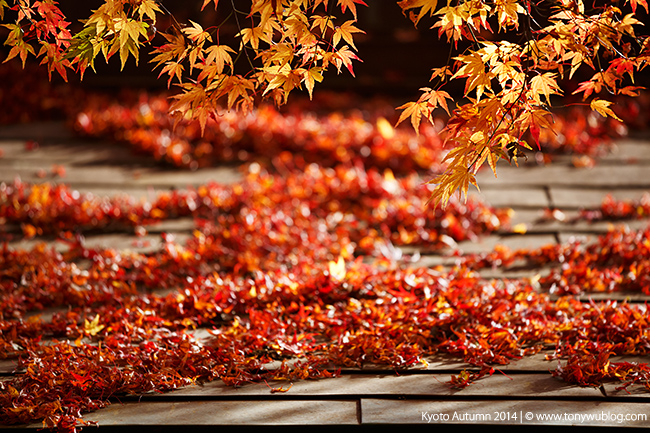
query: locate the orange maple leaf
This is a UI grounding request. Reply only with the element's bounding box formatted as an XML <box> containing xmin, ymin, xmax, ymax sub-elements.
<box><xmin>590</xmin><ymin>99</ymin><xmax>622</xmax><ymax>122</ymax></box>
<box><xmin>397</xmin><ymin>0</ymin><xmax>439</xmax><ymax>27</ymax></box>
<box><xmin>337</xmin><ymin>0</ymin><xmax>367</xmax><ymax>20</ymax></box>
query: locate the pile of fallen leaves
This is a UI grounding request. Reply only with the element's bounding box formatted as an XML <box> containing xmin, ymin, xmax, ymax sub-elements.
<box><xmin>3</xmin><ymin>221</ymin><xmax>650</xmax><ymax>430</ymax></box>
<box><xmin>0</xmin><ymin>161</ymin><xmax>510</xmax><ymax>248</ymax></box>
<box><xmin>71</xmin><ymin>91</ymin><xmax>633</xmax><ymax>172</ymax></box>
<box><xmin>73</xmin><ymin>91</ymin><xmax>448</xmax><ymax>174</ymax></box>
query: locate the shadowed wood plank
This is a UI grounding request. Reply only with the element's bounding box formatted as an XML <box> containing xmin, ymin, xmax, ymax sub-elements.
<box><xmin>0</xmin><ymin>359</ymin><xmax>17</xmax><ymax>375</ymax></box>
<box><xmin>71</xmin><ymin>400</ymin><xmax>358</xmax><ymax>426</ymax></box>
<box><xmin>161</xmin><ymin>372</ymin><xmax>645</xmax><ymax>399</ymax></box>
<box><xmin>0</xmin><ymin>165</ymin><xmax>243</xmax><ymax>187</ymax></box>
<box><xmin>477</xmin><ymin>164</ymin><xmax>650</xmax><ymax>188</ymax></box>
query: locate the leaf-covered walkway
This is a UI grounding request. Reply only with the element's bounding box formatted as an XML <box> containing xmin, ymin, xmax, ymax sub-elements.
<box><xmin>2</xmin><ymin>121</ymin><xmax>650</xmax><ymax>430</ymax></box>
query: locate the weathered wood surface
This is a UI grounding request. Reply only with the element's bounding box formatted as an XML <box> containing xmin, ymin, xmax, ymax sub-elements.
<box><xmin>2</xmin><ymin>122</ymin><xmax>650</xmax><ymax>430</ymax></box>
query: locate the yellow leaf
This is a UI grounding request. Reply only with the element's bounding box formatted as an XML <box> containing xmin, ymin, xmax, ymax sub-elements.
<box><xmin>529</xmin><ymin>72</ymin><xmax>562</xmax><ymax>104</ymax></box>
<box><xmin>158</xmin><ymin>61</ymin><xmax>184</xmax><ymax>87</ymax></box>
<box><xmin>329</xmin><ymin>256</ymin><xmax>346</xmax><ymax>281</ymax></box>
<box><xmin>395</xmin><ymin>101</ymin><xmax>431</xmax><ymax>134</ymax></box>
<box><xmin>376</xmin><ymin>117</ymin><xmax>395</xmax><ymax>139</ymax></box>
<box><xmin>453</xmin><ymin>52</ymin><xmax>492</xmax><ymax>100</ymax></box>
<box><xmin>311</xmin><ymin>15</ymin><xmax>336</xmax><ymax>34</ymax></box>
<box><xmin>138</xmin><ymin>0</ymin><xmax>162</xmax><ymax>22</ymax></box>
<box><xmin>238</xmin><ymin>26</ymin><xmax>264</xmax><ymax>50</ymax></box>
<box><xmin>182</xmin><ymin>20</ymin><xmax>211</xmax><ymax>44</ymax></box>
<box><xmin>303</xmin><ymin>67</ymin><xmax>323</xmax><ymax>100</ymax></box>
<box><xmin>332</xmin><ymin>20</ymin><xmax>364</xmax><ymax>50</ymax></box>
<box><xmin>420</xmin><ymin>87</ymin><xmax>453</xmax><ymax>115</ymax></box>
<box><xmin>203</xmin><ymin>44</ymin><xmax>235</xmax><ymax>74</ymax></box>
<box><xmin>512</xmin><ymin>223</ymin><xmax>527</xmax><ymax>234</ymax></box>
<box><xmin>590</xmin><ymin>99</ymin><xmax>622</xmax><ymax>122</ymax></box>
<box><xmin>84</xmin><ymin>315</ymin><xmax>105</xmax><ymax>336</ymax></box>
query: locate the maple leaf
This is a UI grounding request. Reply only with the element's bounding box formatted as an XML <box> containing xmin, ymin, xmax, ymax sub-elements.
<box><xmin>203</xmin><ymin>44</ymin><xmax>235</xmax><ymax>74</ymax></box>
<box><xmin>396</xmin><ymin>87</ymin><xmax>451</xmax><ymax>133</ymax></box>
<box><xmin>261</xmin><ymin>43</ymin><xmax>295</xmax><ymax>69</ymax></box>
<box><xmin>494</xmin><ymin>0</ymin><xmax>525</xmax><ymax>31</ymax></box>
<box><xmin>432</xmin><ymin>5</ymin><xmax>467</xmax><ymax>43</ymax></box>
<box><xmin>303</xmin><ymin>67</ymin><xmax>324</xmax><ymax>99</ymax></box>
<box><xmin>311</xmin><ymin>14</ymin><xmax>336</xmax><ymax>34</ymax></box>
<box><xmin>609</xmin><ymin>57</ymin><xmax>636</xmax><ymax>82</ymax></box>
<box><xmin>170</xmin><ymin>83</ymin><xmax>214</xmax><ymax>133</ymax></box>
<box><xmin>37</xmin><ymin>42</ymin><xmax>71</xmax><ymax>81</ymax></box>
<box><xmin>332</xmin><ymin>45</ymin><xmax>361</xmax><ymax>76</ymax></box>
<box><xmin>475</xmin><ymin>96</ymin><xmax>505</xmax><ymax>126</ymax></box>
<box><xmin>70</xmin><ymin>373</ymin><xmax>94</xmax><ymax>392</ymax></box>
<box><xmin>617</xmin><ymin>85</ymin><xmax>644</xmax><ymax>97</ymax></box>
<box><xmin>332</xmin><ymin>20</ymin><xmax>364</xmax><ymax>50</ymax></box>
<box><xmin>2</xmin><ymin>23</ymin><xmax>36</xmax><ymax>67</ymax></box>
<box><xmin>590</xmin><ymin>99</ymin><xmax>622</xmax><ymax>122</ymax></box>
<box><xmin>398</xmin><ymin>0</ymin><xmax>439</xmax><ymax>27</ymax></box>
<box><xmin>182</xmin><ymin>20</ymin><xmax>212</xmax><ymax>45</ymax></box>
<box><xmin>430</xmin><ymin>65</ymin><xmax>453</xmax><ymax>82</ymax></box>
<box><xmin>421</xmin><ymin>88</ymin><xmax>453</xmax><ymax>115</ymax></box>
<box><xmin>337</xmin><ymin>0</ymin><xmax>367</xmax><ymax>20</ymax></box>
<box><xmin>262</xmin><ymin>64</ymin><xmax>303</xmax><ymax>103</ymax></box>
<box><xmin>616</xmin><ymin>12</ymin><xmax>643</xmax><ymax>38</ymax></box>
<box><xmin>453</xmin><ymin>52</ymin><xmax>493</xmax><ymax>100</ymax></box>
<box><xmin>428</xmin><ymin>164</ymin><xmax>479</xmax><ymax>207</ymax></box>
<box><xmin>529</xmin><ymin>72</ymin><xmax>562</xmax><ymax>104</ymax></box>
<box><xmin>564</xmin><ymin>51</ymin><xmax>586</xmax><ymax>79</ymax></box>
<box><xmin>83</xmin><ymin>314</ymin><xmax>105</xmax><ymax>336</ymax></box>
<box><xmin>517</xmin><ymin>108</ymin><xmax>554</xmax><ymax>149</ymax></box>
<box><xmin>158</xmin><ymin>60</ymin><xmax>184</xmax><ymax>87</ymax></box>
<box><xmin>201</xmin><ymin>0</ymin><xmax>219</xmax><ymax>10</ymax></box>
<box><xmin>628</xmin><ymin>0</ymin><xmax>649</xmax><ymax>13</ymax></box>
<box><xmin>224</xmin><ymin>75</ymin><xmax>255</xmax><ymax>111</ymax></box>
<box><xmin>395</xmin><ymin>101</ymin><xmax>430</xmax><ymax>133</ymax></box>
<box><xmin>150</xmin><ymin>30</ymin><xmax>187</xmax><ymax>67</ymax></box>
<box><xmin>138</xmin><ymin>0</ymin><xmax>162</xmax><ymax>22</ymax></box>
<box><xmin>3</xmin><ymin>40</ymin><xmax>36</xmax><ymax>68</ymax></box>
<box><xmin>238</xmin><ymin>26</ymin><xmax>265</xmax><ymax>50</ymax></box>
<box><xmin>572</xmin><ymin>78</ymin><xmax>601</xmax><ymax>99</ymax></box>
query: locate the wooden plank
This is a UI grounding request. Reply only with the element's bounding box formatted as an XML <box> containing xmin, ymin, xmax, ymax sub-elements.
<box><xmin>599</xmin><ymin>139</ymin><xmax>650</xmax><ymax>163</ymax></box>
<box><xmin>69</xmin><ymin>400</ymin><xmax>359</xmax><ymax>426</ymax></box>
<box><xmin>468</xmin><ymin>187</ymin><xmax>550</xmax><ymax>208</ymax></box>
<box><xmin>476</xmin><ymin>163</ymin><xmax>650</xmax><ymax>188</ymax></box>
<box><xmin>0</xmin><ymin>139</ymin><xmax>144</xmax><ymax>166</ymax></box>
<box><xmin>0</xmin><ymin>165</ymin><xmax>243</xmax><ymax>188</ymax></box>
<box><xmin>0</xmin><ymin>122</ymin><xmax>73</xmax><ymax>140</ymax></box>
<box><xmin>454</xmin><ymin>234</ymin><xmax>557</xmax><ymax>255</ymax></box>
<box><xmin>361</xmin><ymin>398</ymin><xmax>650</xmax><ymax>427</ymax></box>
<box><xmin>0</xmin><ymin>359</ymin><xmax>18</xmax><ymax>375</ymax></box>
<box><xmin>161</xmin><ymin>372</ymin><xmax>645</xmax><ymax>399</ymax></box>
<box><xmin>550</xmin><ymin>187</ymin><xmax>650</xmax><ymax>209</ymax></box>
